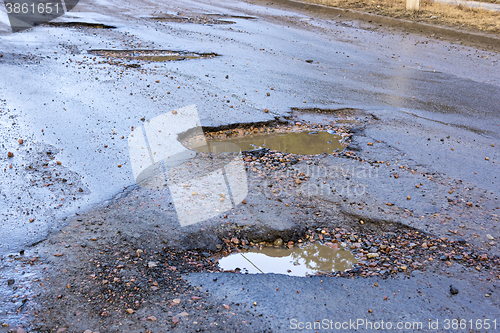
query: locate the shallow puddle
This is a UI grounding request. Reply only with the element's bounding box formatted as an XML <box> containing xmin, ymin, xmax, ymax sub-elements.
<box><xmin>218</xmin><ymin>242</ymin><xmax>357</xmax><ymax>276</ymax></box>
<box><xmin>155</xmin><ymin>16</ymin><xmax>234</xmax><ymax>25</ymax></box>
<box><xmin>190</xmin><ymin>131</ymin><xmax>344</xmax><ymax>155</ymax></box>
<box><xmin>88</xmin><ymin>50</ymin><xmax>219</xmax><ymax>62</ymax></box>
<box><xmin>132</xmin><ymin>55</ymin><xmax>202</xmax><ymax>62</ymax></box>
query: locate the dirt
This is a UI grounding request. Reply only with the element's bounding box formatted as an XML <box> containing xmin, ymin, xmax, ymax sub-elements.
<box><xmin>288</xmin><ymin>0</ymin><xmax>500</xmax><ymax>34</ymax></box>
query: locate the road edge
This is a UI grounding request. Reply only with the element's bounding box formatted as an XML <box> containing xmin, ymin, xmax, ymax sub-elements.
<box><xmin>263</xmin><ymin>0</ymin><xmax>500</xmax><ymax>50</ymax></box>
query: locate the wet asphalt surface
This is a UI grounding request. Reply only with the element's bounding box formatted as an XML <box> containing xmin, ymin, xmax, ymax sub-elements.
<box><xmin>0</xmin><ymin>0</ymin><xmax>500</xmax><ymax>331</ymax></box>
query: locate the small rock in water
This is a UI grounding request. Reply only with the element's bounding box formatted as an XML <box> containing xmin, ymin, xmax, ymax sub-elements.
<box><xmin>369</xmin><ymin>247</ymin><xmax>378</xmax><ymax>253</ymax></box>
<box><xmin>7</xmin><ymin>279</ymin><xmax>15</xmax><ymax>286</ymax></box>
<box><xmin>367</xmin><ymin>253</ymin><xmax>379</xmax><ymax>259</ymax></box>
<box><xmin>486</xmin><ymin>234</ymin><xmax>494</xmax><ymax>240</ymax></box>
<box><xmin>274</xmin><ymin>238</ymin><xmax>283</xmax><ymax>246</ymax></box>
<box><xmin>450</xmin><ymin>285</ymin><xmax>459</xmax><ymax>295</ymax></box>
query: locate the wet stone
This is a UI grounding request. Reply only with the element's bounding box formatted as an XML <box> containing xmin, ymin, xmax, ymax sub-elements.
<box><xmin>369</xmin><ymin>246</ymin><xmax>378</xmax><ymax>253</ymax></box>
<box><xmin>7</xmin><ymin>279</ymin><xmax>15</xmax><ymax>286</ymax></box>
<box><xmin>273</xmin><ymin>238</ymin><xmax>284</xmax><ymax>246</ymax></box>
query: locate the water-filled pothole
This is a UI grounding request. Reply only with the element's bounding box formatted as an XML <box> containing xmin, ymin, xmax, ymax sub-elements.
<box><xmin>218</xmin><ymin>242</ymin><xmax>357</xmax><ymax>276</ymax></box>
<box><xmin>88</xmin><ymin>50</ymin><xmax>219</xmax><ymax>62</ymax></box>
<box><xmin>190</xmin><ymin>131</ymin><xmax>344</xmax><ymax>155</ymax></box>
<box><xmin>41</xmin><ymin>22</ymin><xmax>116</xmax><ymax>29</ymax></box>
<box><xmin>154</xmin><ymin>16</ymin><xmax>235</xmax><ymax>25</ymax></box>
<box><xmin>206</xmin><ymin>14</ymin><xmax>257</xmax><ymax>20</ymax></box>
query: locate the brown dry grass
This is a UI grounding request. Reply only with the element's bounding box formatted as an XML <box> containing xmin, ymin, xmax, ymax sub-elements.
<box><xmin>304</xmin><ymin>0</ymin><xmax>500</xmax><ymax>34</ymax></box>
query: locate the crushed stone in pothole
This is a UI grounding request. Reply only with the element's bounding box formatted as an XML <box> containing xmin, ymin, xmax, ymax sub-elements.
<box><xmin>191</xmin><ymin>131</ymin><xmax>344</xmax><ymax>155</ymax></box>
<box><xmin>218</xmin><ymin>242</ymin><xmax>357</xmax><ymax>276</ymax></box>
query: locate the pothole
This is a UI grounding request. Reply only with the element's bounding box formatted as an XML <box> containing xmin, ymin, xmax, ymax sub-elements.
<box><xmin>88</xmin><ymin>49</ymin><xmax>219</xmax><ymax>63</ymax></box>
<box><xmin>40</xmin><ymin>22</ymin><xmax>116</xmax><ymax>29</ymax></box>
<box><xmin>206</xmin><ymin>14</ymin><xmax>257</xmax><ymax>20</ymax></box>
<box><xmin>291</xmin><ymin>107</ymin><xmax>361</xmax><ymax>114</ymax></box>
<box><xmin>180</xmin><ymin>121</ymin><xmax>352</xmax><ymax>156</ymax></box>
<box><xmin>154</xmin><ymin>15</ymin><xmax>235</xmax><ymax>25</ymax></box>
<box><xmin>191</xmin><ymin>131</ymin><xmax>344</xmax><ymax>155</ymax></box>
<box><xmin>291</xmin><ymin>107</ymin><xmax>374</xmax><ymax>124</ymax></box>
<box><xmin>218</xmin><ymin>242</ymin><xmax>357</xmax><ymax>276</ymax></box>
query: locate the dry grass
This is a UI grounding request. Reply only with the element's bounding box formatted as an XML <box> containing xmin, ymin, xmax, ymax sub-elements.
<box><xmin>470</xmin><ymin>0</ymin><xmax>500</xmax><ymax>4</ymax></box>
<box><xmin>304</xmin><ymin>0</ymin><xmax>500</xmax><ymax>33</ymax></box>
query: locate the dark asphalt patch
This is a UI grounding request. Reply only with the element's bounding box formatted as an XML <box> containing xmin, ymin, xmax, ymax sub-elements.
<box><xmin>40</xmin><ymin>22</ymin><xmax>117</xmax><ymax>29</ymax></box>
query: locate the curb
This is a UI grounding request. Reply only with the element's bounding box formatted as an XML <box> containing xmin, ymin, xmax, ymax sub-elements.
<box><xmin>264</xmin><ymin>0</ymin><xmax>500</xmax><ymax>50</ymax></box>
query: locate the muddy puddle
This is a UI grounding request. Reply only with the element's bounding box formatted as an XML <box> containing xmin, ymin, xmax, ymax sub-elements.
<box><xmin>154</xmin><ymin>16</ymin><xmax>235</xmax><ymax>25</ymax></box>
<box><xmin>206</xmin><ymin>14</ymin><xmax>257</xmax><ymax>20</ymax></box>
<box><xmin>88</xmin><ymin>50</ymin><xmax>219</xmax><ymax>62</ymax></box>
<box><xmin>218</xmin><ymin>242</ymin><xmax>357</xmax><ymax>276</ymax></box>
<box><xmin>189</xmin><ymin>131</ymin><xmax>344</xmax><ymax>155</ymax></box>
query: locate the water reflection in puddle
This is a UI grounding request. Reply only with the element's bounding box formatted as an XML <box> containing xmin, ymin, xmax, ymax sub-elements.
<box><xmin>192</xmin><ymin>131</ymin><xmax>344</xmax><ymax>155</ymax></box>
<box><xmin>218</xmin><ymin>242</ymin><xmax>357</xmax><ymax>276</ymax></box>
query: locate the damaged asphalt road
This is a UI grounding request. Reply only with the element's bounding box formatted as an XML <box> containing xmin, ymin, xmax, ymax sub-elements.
<box><xmin>0</xmin><ymin>0</ymin><xmax>499</xmax><ymax>331</ymax></box>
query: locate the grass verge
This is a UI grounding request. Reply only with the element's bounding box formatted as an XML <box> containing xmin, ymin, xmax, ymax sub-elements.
<box><xmin>304</xmin><ymin>0</ymin><xmax>500</xmax><ymax>34</ymax></box>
